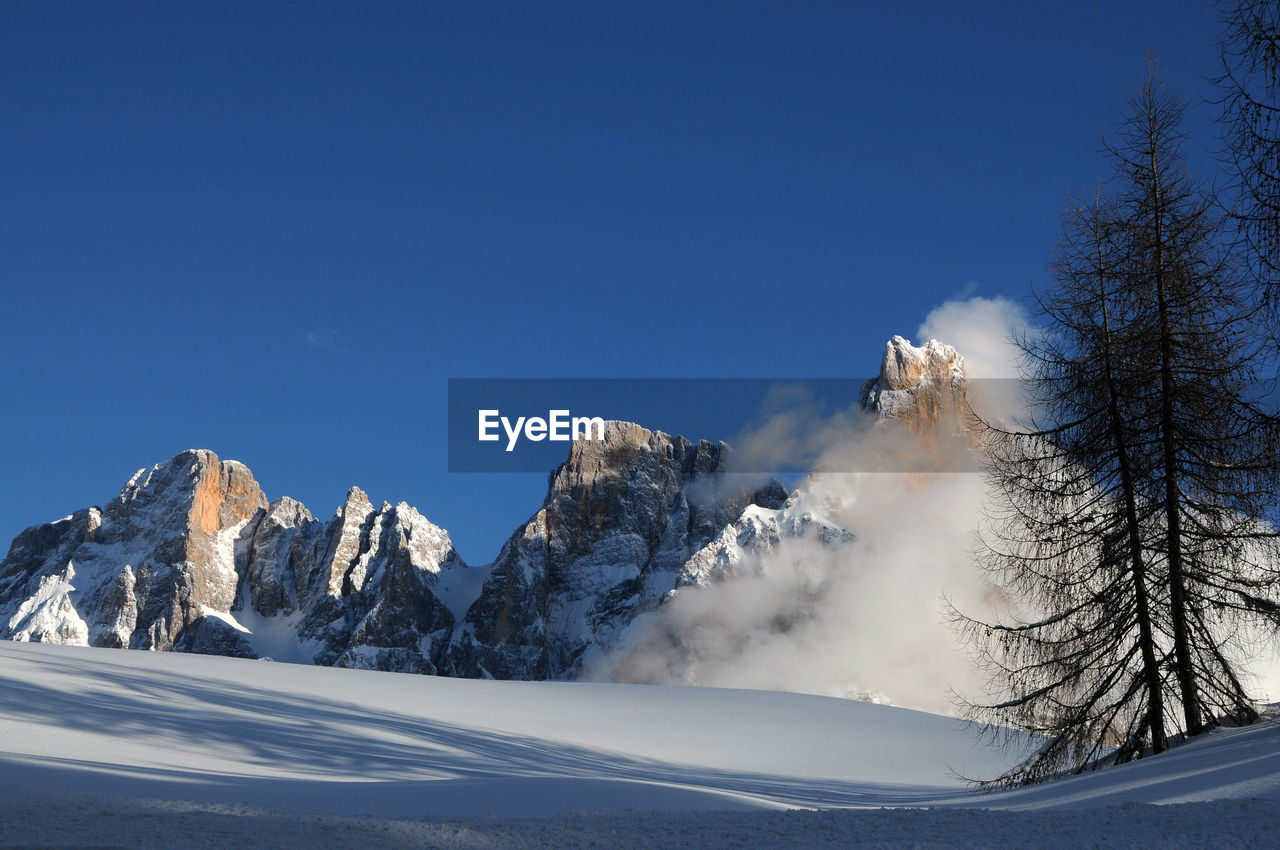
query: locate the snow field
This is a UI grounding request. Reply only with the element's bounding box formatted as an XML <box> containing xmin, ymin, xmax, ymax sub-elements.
<box><xmin>1</xmin><ymin>642</ymin><xmax>1279</xmax><ymax>848</ymax></box>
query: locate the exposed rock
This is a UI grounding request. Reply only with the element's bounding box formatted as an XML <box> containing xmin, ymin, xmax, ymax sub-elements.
<box><xmin>862</xmin><ymin>336</ymin><xmax>967</xmax><ymax>425</ymax></box>
<box><xmin>878</xmin><ymin>335</ymin><xmax>962</xmax><ymax>391</ymax></box>
<box><xmin>244</xmin><ymin>493</ymin><xmax>460</xmax><ymax>672</ymax></box>
<box><xmin>0</xmin><ymin>509</ymin><xmax>98</xmax><ymax>619</ymax></box>
<box><xmin>90</xmin><ymin>565</ymin><xmax>137</xmax><ymax>649</ymax></box>
<box><xmin>0</xmin><ymin>430</ymin><xmax>838</xmax><ymax>680</ymax></box>
<box><xmin>243</xmin><ymin>497</ymin><xmax>317</xmax><ymax>617</ymax></box>
<box><xmin>177</xmin><ymin>613</ymin><xmax>257</xmax><ymax>659</ymax></box>
<box><xmin>322</xmin><ymin>501</ymin><xmax>459</xmax><ymax>674</ymax></box>
<box><xmin>447</xmin><ymin>421</ymin><xmax>788</xmax><ymax>680</ymax></box>
<box><xmin>860</xmin><ymin>336</ymin><xmax>976</xmax><ymax>467</ymax></box>
<box><xmin>0</xmin><ymin>449</ymin><xmax>473</xmax><ymax>673</ymax></box>
<box><xmin>0</xmin><ymin>450</ymin><xmax>268</xmax><ymax>651</ymax></box>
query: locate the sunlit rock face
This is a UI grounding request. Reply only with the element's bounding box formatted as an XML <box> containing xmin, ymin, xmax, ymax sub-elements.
<box><xmin>860</xmin><ymin>336</ymin><xmax>976</xmax><ymax>468</ymax></box>
<box><xmin>0</xmin><ymin>450</ymin><xmax>268</xmax><ymax>652</ymax></box>
<box><xmin>862</xmin><ymin>336</ymin><xmax>967</xmax><ymax>427</ymax></box>
<box><xmin>0</xmin><ymin>451</ymin><xmax>465</xmax><ymax>672</ymax></box>
<box><xmin>446</xmin><ymin>421</ymin><xmax>788</xmax><ymax>680</ymax></box>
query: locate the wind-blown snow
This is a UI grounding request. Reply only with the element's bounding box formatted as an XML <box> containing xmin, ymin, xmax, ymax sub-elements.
<box><xmin>1</xmin><ymin>643</ymin><xmax>1279</xmax><ymax>848</ymax></box>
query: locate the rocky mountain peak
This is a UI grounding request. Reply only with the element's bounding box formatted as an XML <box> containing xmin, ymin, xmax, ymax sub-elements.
<box><xmin>450</xmin><ymin>418</ymin><xmax>788</xmax><ymax>680</ymax></box>
<box><xmin>877</xmin><ymin>336</ymin><xmax>965</xmax><ymax>391</ymax></box>
<box><xmin>113</xmin><ymin>449</ymin><xmax>265</xmax><ymax>536</ymax></box>
<box><xmin>0</xmin><ymin>449</ymin><xmax>271</xmax><ymax>652</ymax></box>
<box><xmin>552</xmin><ymin>421</ymin><xmax>729</xmax><ymax>505</ymax></box>
<box><xmin>861</xmin><ymin>336</ymin><xmax>973</xmax><ymax>447</ymax></box>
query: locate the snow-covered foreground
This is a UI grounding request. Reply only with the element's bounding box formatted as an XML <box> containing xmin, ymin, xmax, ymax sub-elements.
<box><xmin>0</xmin><ymin>643</ymin><xmax>1278</xmax><ymax>848</ymax></box>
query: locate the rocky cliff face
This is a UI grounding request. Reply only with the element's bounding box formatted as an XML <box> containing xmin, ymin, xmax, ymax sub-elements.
<box><xmin>0</xmin><ymin>450</ymin><xmax>468</xmax><ymax>673</ymax></box>
<box><xmin>859</xmin><ymin>335</ymin><xmax>975</xmax><ymax>468</ymax></box>
<box><xmin>244</xmin><ymin>487</ymin><xmax>464</xmax><ymax>673</ymax></box>
<box><xmin>447</xmin><ymin>421</ymin><xmax>787</xmax><ymax>679</ymax></box>
<box><xmin>0</xmin><ymin>451</ymin><xmax>267</xmax><ymax>652</ymax></box>
<box><xmin>861</xmin><ymin>336</ymin><xmax>968</xmax><ymax>429</ymax></box>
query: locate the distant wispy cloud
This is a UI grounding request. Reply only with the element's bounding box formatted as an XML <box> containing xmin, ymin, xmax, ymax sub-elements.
<box><xmin>304</xmin><ymin>330</ymin><xmax>349</xmax><ymax>354</ymax></box>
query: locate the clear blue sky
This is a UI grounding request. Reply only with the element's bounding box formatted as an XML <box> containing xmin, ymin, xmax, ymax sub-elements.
<box><xmin>1</xmin><ymin>1</ymin><xmax>1225</xmax><ymax>562</ymax></box>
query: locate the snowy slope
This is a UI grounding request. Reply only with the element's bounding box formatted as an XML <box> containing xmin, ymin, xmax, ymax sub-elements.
<box><xmin>0</xmin><ymin>642</ymin><xmax>1013</xmax><ymax>817</ymax></box>
<box><xmin>1</xmin><ymin>643</ymin><xmax>1280</xmax><ymax>848</ymax></box>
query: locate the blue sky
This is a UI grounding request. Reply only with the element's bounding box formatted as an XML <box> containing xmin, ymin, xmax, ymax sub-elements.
<box><xmin>1</xmin><ymin>1</ymin><xmax>1226</xmax><ymax>562</ymax></box>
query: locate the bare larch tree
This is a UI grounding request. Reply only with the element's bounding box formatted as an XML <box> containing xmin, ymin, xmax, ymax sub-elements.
<box><xmin>958</xmin><ymin>58</ymin><xmax>1280</xmax><ymax>787</ymax></box>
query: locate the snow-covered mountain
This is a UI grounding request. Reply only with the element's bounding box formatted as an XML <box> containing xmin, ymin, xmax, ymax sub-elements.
<box><xmin>446</xmin><ymin>420</ymin><xmax>789</xmax><ymax>679</ymax></box>
<box><xmin>0</xmin><ymin>433</ymin><xmax>790</xmax><ymax>679</ymax></box>
<box><xmin>0</xmin><ymin>452</ymin><xmax>469</xmax><ymax>673</ymax></box>
<box><xmin>0</xmin><ymin>336</ymin><xmax>967</xmax><ymax>686</ymax></box>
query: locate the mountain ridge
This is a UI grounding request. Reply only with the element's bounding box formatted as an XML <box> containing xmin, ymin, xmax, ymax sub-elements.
<box><xmin>0</xmin><ymin>336</ymin><xmax>968</xmax><ymax>685</ymax></box>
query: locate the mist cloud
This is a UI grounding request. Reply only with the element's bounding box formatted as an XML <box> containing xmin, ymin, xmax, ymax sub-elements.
<box><xmin>590</xmin><ymin>464</ymin><xmax>1000</xmax><ymax>715</ymax></box>
<box><xmin>591</xmin><ymin>294</ymin><xmax>1280</xmax><ymax>713</ymax></box>
<box><xmin>588</xmin><ymin>297</ymin><xmax>1036</xmax><ymax>714</ymax></box>
<box><xmin>916</xmin><ymin>295</ymin><xmax>1030</xmax><ymax>379</ymax></box>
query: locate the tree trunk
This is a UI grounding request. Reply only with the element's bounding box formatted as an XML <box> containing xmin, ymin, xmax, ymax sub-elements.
<box><xmin>1149</xmin><ymin>135</ymin><xmax>1203</xmax><ymax>736</ymax></box>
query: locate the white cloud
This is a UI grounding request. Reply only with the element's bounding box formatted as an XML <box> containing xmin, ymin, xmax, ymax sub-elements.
<box><xmin>916</xmin><ymin>295</ymin><xmax>1030</xmax><ymax>380</ymax></box>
